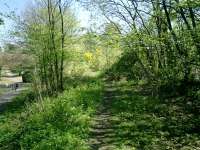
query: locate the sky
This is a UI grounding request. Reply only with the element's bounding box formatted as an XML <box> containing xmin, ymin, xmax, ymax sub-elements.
<box><xmin>0</xmin><ymin>0</ymin><xmax>91</xmax><ymax>47</ymax></box>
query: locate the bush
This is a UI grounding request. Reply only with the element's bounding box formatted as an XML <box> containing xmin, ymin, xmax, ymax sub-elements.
<box><xmin>22</xmin><ymin>71</ymin><xmax>33</xmax><ymax>83</ymax></box>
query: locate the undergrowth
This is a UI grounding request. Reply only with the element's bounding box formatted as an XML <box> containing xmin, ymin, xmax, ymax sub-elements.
<box><xmin>0</xmin><ymin>78</ymin><xmax>102</xmax><ymax>150</ymax></box>
<box><xmin>108</xmin><ymin>80</ymin><xmax>200</xmax><ymax>150</ymax></box>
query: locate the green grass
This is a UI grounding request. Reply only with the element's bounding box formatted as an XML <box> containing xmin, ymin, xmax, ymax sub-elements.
<box><xmin>0</xmin><ymin>78</ymin><xmax>102</xmax><ymax>150</ymax></box>
<box><xmin>0</xmin><ymin>77</ymin><xmax>199</xmax><ymax>150</ymax></box>
<box><xmin>105</xmin><ymin>80</ymin><xmax>200</xmax><ymax>150</ymax></box>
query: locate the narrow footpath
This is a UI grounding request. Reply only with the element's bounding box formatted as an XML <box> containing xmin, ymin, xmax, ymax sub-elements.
<box><xmin>88</xmin><ymin>79</ymin><xmax>119</xmax><ymax>150</ymax></box>
<box><xmin>88</xmin><ymin>77</ymin><xmax>135</xmax><ymax>150</ymax></box>
<box><xmin>89</xmin><ymin>77</ymin><xmax>129</xmax><ymax>150</ymax></box>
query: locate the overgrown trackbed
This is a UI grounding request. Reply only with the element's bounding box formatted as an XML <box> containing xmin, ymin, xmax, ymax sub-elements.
<box><xmin>88</xmin><ymin>76</ymin><xmax>200</xmax><ymax>150</ymax></box>
<box><xmin>88</xmin><ymin>78</ymin><xmax>133</xmax><ymax>150</ymax></box>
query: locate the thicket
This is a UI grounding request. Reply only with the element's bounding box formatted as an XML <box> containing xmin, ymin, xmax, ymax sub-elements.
<box><xmin>0</xmin><ymin>78</ymin><xmax>102</xmax><ymax>150</ymax></box>
<box><xmin>83</xmin><ymin>0</ymin><xmax>200</xmax><ymax>88</ymax></box>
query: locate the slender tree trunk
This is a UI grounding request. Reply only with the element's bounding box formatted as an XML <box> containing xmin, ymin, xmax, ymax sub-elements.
<box><xmin>162</xmin><ymin>0</ymin><xmax>182</xmax><ymax>55</ymax></box>
<box><xmin>59</xmin><ymin>0</ymin><xmax>65</xmax><ymax>91</ymax></box>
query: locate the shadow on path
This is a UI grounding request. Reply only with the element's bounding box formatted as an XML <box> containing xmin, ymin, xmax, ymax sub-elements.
<box><xmin>88</xmin><ymin>79</ymin><xmax>134</xmax><ymax>150</ymax></box>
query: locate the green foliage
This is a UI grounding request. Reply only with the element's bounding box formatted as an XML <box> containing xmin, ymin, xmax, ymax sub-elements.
<box><xmin>90</xmin><ymin>0</ymin><xmax>200</xmax><ymax>85</ymax></box>
<box><xmin>19</xmin><ymin>1</ymin><xmax>78</xmax><ymax>95</ymax></box>
<box><xmin>179</xmin><ymin>0</ymin><xmax>200</xmax><ymax>8</ymax></box>
<box><xmin>0</xmin><ymin>78</ymin><xmax>102</xmax><ymax>150</ymax></box>
<box><xmin>22</xmin><ymin>71</ymin><xmax>33</xmax><ymax>83</ymax></box>
<box><xmin>0</xmin><ymin>0</ymin><xmax>199</xmax><ymax>149</ymax></box>
<box><xmin>106</xmin><ymin>80</ymin><xmax>200</xmax><ymax>149</ymax></box>
<box><xmin>74</xmin><ymin>23</ymin><xmax>121</xmax><ymax>74</ymax></box>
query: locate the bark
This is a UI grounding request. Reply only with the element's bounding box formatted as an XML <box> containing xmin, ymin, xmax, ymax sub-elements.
<box><xmin>59</xmin><ymin>0</ymin><xmax>65</xmax><ymax>91</ymax></box>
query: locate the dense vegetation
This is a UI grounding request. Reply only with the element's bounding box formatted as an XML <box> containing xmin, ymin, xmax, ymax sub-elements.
<box><xmin>0</xmin><ymin>0</ymin><xmax>199</xmax><ymax>149</ymax></box>
<box><xmin>0</xmin><ymin>78</ymin><xmax>102</xmax><ymax>149</ymax></box>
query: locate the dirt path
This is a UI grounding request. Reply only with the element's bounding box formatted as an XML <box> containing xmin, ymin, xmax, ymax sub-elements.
<box><xmin>0</xmin><ymin>88</ymin><xmax>25</xmax><ymax>112</ymax></box>
<box><xmin>89</xmin><ymin>80</ymin><xmax>120</xmax><ymax>150</ymax></box>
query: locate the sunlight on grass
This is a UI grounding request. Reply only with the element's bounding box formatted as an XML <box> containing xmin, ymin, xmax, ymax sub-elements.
<box><xmin>0</xmin><ymin>78</ymin><xmax>103</xmax><ymax>149</ymax></box>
